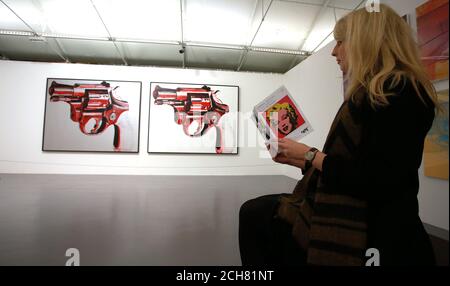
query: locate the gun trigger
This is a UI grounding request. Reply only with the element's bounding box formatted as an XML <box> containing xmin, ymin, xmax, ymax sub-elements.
<box><xmin>91</xmin><ymin>118</ymin><xmax>102</xmax><ymax>133</ymax></box>
<box><xmin>91</xmin><ymin>121</ymin><xmax>98</xmax><ymax>133</ymax></box>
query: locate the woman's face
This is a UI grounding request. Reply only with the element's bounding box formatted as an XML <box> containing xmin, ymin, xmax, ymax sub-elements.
<box><xmin>271</xmin><ymin>109</ymin><xmax>293</xmax><ymax>136</ymax></box>
<box><xmin>332</xmin><ymin>40</ymin><xmax>348</xmax><ymax>74</ymax></box>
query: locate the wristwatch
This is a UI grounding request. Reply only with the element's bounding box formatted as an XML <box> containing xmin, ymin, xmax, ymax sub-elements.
<box><xmin>304</xmin><ymin>147</ymin><xmax>319</xmax><ymax>172</ymax></box>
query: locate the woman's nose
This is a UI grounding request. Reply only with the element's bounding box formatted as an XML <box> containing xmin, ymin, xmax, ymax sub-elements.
<box><xmin>331</xmin><ymin>46</ymin><xmax>337</xmax><ymax>57</ymax></box>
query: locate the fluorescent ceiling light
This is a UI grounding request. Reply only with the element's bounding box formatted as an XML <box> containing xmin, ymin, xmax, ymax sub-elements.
<box><xmin>0</xmin><ymin>27</ymin><xmax>309</xmax><ymax>56</ymax></box>
<box><xmin>185</xmin><ymin>41</ymin><xmax>245</xmax><ymax>51</ymax></box>
<box><xmin>0</xmin><ymin>29</ymin><xmax>33</xmax><ymax>36</ymax></box>
<box><xmin>41</xmin><ymin>32</ymin><xmax>109</xmax><ymax>42</ymax></box>
<box><xmin>250</xmin><ymin>46</ymin><xmax>308</xmax><ymax>55</ymax></box>
<box><xmin>116</xmin><ymin>38</ymin><xmax>180</xmax><ymax>46</ymax></box>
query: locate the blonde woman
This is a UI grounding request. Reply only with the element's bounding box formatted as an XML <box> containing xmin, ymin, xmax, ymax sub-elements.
<box><xmin>240</xmin><ymin>4</ymin><xmax>438</xmax><ymax>266</ymax></box>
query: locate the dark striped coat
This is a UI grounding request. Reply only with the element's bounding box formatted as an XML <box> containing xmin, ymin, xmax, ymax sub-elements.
<box><xmin>277</xmin><ymin>91</ymin><xmax>368</xmax><ymax>266</ymax></box>
<box><xmin>277</xmin><ymin>80</ymin><xmax>437</xmax><ymax>266</ymax></box>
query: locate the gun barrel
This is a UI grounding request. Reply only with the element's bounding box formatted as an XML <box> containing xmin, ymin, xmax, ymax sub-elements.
<box><xmin>49</xmin><ymin>81</ymin><xmax>77</xmax><ymax>102</ymax></box>
<box><xmin>153</xmin><ymin>85</ymin><xmax>178</xmax><ymax>100</ymax></box>
<box><xmin>49</xmin><ymin>81</ymin><xmax>115</xmax><ymax>103</ymax></box>
<box><xmin>154</xmin><ymin>99</ymin><xmax>185</xmax><ymax>106</ymax></box>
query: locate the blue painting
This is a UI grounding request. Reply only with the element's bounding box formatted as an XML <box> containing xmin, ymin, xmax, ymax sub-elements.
<box><xmin>424</xmin><ymin>89</ymin><xmax>449</xmax><ymax>180</ymax></box>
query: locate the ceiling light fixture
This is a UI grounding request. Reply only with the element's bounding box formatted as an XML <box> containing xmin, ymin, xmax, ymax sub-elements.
<box><xmin>29</xmin><ymin>36</ymin><xmax>46</xmax><ymax>42</ymax></box>
<box><xmin>186</xmin><ymin>42</ymin><xmax>245</xmax><ymax>51</ymax></box>
<box><xmin>0</xmin><ymin>30</ymin><xmax>33</xmax><ymax>37</ymax></box>
<box><xmin>0</xmin><ymin>29</ymin><xmax>309</xmax><ymax>56</ymax></box>
<box><xmin>116</xmin><ymin>38</ymin><xmax>179</xmax><ymax>46</ymax></box>
<box><xmin>41</xmin><ymin>32</ymin><xmax>109</xmax><ymax>42</ymax></box>
<box><xmin>250</xmin><ymin>47</ymin><xmax>309</xmax><ymax>56</ymax></box>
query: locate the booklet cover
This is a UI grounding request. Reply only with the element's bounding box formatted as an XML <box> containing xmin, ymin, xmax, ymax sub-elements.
<box><xmin>253</xmin><ymin>86</ymin><xmax>313</xmax><ymax>157</ymax></box>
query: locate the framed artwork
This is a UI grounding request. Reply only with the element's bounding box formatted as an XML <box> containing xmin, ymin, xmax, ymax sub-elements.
<box><xmin>148</xmin><ymin>82</ymin><xmax>239</xmax><ymax>154</ymax></box>
<box><xmin>424</xmin><ymin>89</ymin><xmax>449</xmax><ymax>180</ymax></box>
<box><xmin>416</xmin><ymin>0</ymin><xmax>449</xmax><ymax>81</ymax></box>
<box><xmin>42</xmin><ymin>78</ymin><xmax>142</xmax><ymax>153</ymax></box>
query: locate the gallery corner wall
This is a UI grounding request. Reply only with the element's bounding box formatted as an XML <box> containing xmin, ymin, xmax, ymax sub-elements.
<box><xmin>0</xmin><ymin>60</ymin><xmax>284</xmax><ymax>176</ymax></box>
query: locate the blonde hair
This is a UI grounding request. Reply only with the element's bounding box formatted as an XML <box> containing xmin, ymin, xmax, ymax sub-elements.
<box><xmin>266</xmin><ymin>103</ymin><xmax>298</xmax><ymax>127</ymax></box>
<box><xmin>333</xmin><ymin>4</ymin><xmax>438</xmax><ymax>109</ymax></box>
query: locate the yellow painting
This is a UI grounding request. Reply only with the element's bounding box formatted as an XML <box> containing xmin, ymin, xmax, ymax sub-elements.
<box><xmin>424</xmin><ymin>89</ymin><xmax>449</xmax><ymax>180</ymax></box>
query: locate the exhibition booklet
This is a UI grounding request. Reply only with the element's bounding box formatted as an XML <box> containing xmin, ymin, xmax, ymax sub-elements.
<box><xmin>252</xmin><ymin>85</ymin><xmax>313</xmax><ymax>157</ymax></box>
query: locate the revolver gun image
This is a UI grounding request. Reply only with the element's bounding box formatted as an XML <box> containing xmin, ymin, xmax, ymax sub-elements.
<box><xmin>153</xmin><ymin>85</ymin><xmax>229</xmax><ymax>153</ymax></box>
<box><xmin>48</xmin><ymin>81</ymin><xmax>129</xmax><ymax>150</ymax></box>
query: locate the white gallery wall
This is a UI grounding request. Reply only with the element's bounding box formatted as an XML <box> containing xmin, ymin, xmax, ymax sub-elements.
<box><xmin>0</xmin><ymin>60</ymin><xmax>283</xmax><ymax>176</ymax></box>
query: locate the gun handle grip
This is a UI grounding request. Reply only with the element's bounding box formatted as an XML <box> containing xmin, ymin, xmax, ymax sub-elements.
<box><xmin>215</xmin><ymin>125</ymin><xmax>224</xmax><ymax>154</ymax></box>
<box><xmin>113</xmin><ymin>124</ymin><xmax>120</xmax><ymax>150</ymax></box>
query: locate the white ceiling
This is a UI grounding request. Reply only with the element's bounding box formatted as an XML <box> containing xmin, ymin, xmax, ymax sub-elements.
<box><xmin>0</xmin><ymin>0</ymin><xmax>364</xmax><ymax>73</ymax></box>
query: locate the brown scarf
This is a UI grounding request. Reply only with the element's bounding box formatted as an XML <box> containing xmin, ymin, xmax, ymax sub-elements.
<box><xmin>277</xmin><ymin>91</ymin><xmax>368</xmax><ymax>266</ymax></box>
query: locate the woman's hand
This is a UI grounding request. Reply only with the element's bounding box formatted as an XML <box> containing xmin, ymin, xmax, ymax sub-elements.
<box><xmin>267</xmin><ymin>138</ymin><xmax>311</xmax><ymax>170</ymax></box>
<box><xmin>272</xmin><ymin>149</ymin><xmax>291</xmax><ymax>165</ymax></box>
<box><xmin>277</xmin><ymin>138</ymin><xmax>310</xmax><ymax>161</ymax></box>
<box><xmin>271</xmin><ymin>138</ymin><xmax>327</xmax><ymax>172</ymax></box>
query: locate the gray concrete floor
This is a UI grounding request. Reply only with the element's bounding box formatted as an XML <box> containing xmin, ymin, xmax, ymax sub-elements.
<box><xmin>0</xmin><ymin>174</ymin><xmax>296</xmax><ymax>266</ymax></box>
